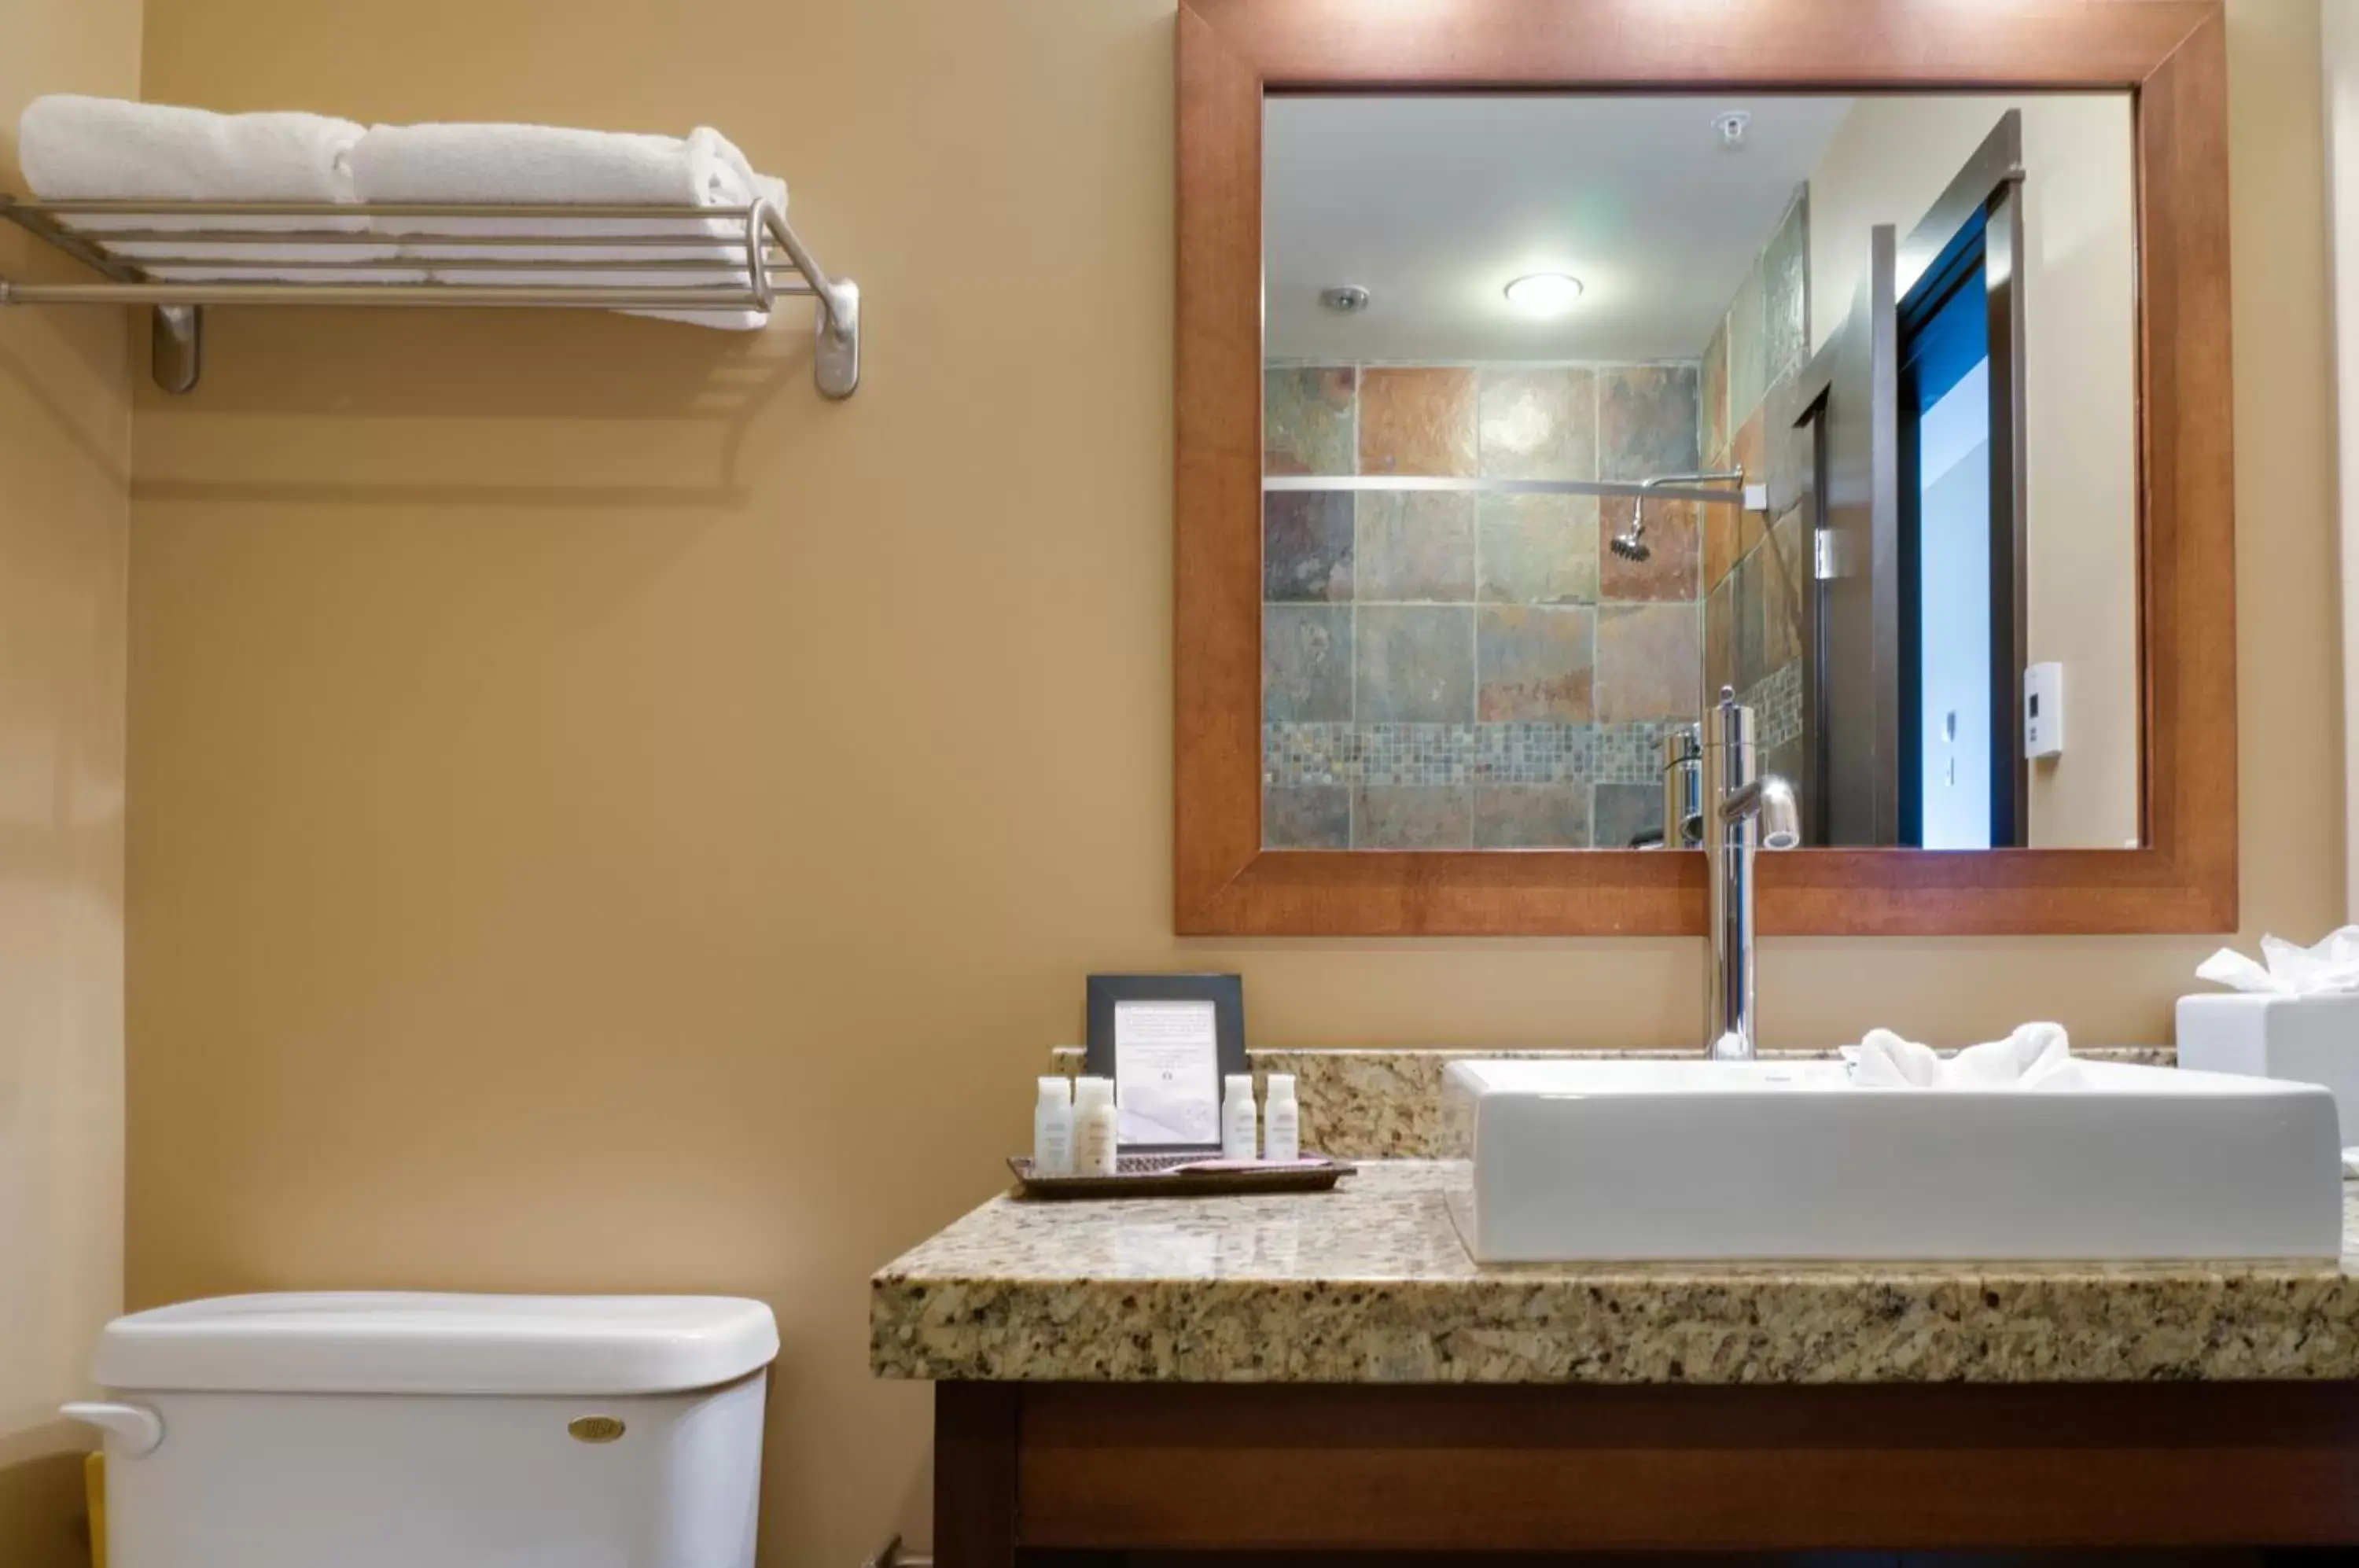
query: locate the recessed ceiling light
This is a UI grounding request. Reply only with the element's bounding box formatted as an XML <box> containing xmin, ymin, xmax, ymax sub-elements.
<box><xmin>1503</xmin><ymin>274</ymin><xmax>1584</xmax><ymax>316</ymax></box>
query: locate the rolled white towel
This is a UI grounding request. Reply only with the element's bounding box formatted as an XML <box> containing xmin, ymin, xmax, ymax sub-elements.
<box><xmin>1850</xmin><ymin>1022</ymin><xmax>2073</xmax><ymax>1089</ymax></box>
<box><xmin>350</xmin><ymin>122</ymin><xmax>787</xmax><ymax>329</ymax></box>
<box><xmin>21</xmin><ymin>94</ymin><xmax>359</xmax><ymax>201</ymax></box>
<box><xmin>17</xmin><ymin>94</ymin><xmax>418</xmax><ymax>283</ymax></box>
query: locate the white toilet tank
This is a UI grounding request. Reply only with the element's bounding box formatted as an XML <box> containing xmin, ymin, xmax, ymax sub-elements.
<box><xmin>64</xmin><ymin>1292</ymin><xmax>780</xmax><ymax>1568</ymax></box>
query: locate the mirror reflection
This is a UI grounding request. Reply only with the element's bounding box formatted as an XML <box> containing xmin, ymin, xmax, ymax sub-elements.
<box><xmin>1260</xmin><ymin>94</ymin><xmax>2139</xmax><ymax>852</ymax></box>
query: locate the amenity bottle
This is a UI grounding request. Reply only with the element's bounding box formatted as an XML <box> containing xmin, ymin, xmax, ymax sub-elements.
<box><xmin>1073</xmin><ymin>1077</ymin><xmax>1118</xmax><ymax>1176</ymax></box>
<box><xmin>1033</xmin><ymin>1077</ymin><xmax>1073</xmax><ymax>1176</ymax></box>
<box><xmin>1221</xmin><ymin>1073</ymin><xmax>1257</xmax><ymax>1161</ymax></box>
<box><xmin>1264</xmin><ymin>1073</ymin><xmax>1299</xmax><ymax>1162</ymax></box>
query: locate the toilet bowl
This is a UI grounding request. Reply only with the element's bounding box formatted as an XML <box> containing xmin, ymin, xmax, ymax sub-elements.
<box><xmin>63</xmin><ymin>1291</ymin><xmax>779</xmax><ymax>1568</ymax></box>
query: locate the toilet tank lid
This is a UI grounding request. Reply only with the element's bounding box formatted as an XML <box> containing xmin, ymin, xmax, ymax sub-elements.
<box><xmin>92</xmin><ymin>1293</ymin><xmax>781</xmax><ymax>1397</ymax></box>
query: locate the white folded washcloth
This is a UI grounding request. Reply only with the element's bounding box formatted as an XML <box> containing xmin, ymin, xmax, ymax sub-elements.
<box><xmin>2197</xmin><ymin>926</ymin><xmax>2359</xmax><ymax>997</ymax></box>
<box><xmin>1849</xmin><ymin>1022</ymin><xmax>2073</xmax><ymax>1089</ymax></box>
<box><xmin>349</xmin><ymin>122</ymin><xmax>787</xmax><ymax>329</ymax></box>
<box><xmin>17</xmin><ymin>94</ymin><xmax>418</xmax><ymax>283</ymax></box>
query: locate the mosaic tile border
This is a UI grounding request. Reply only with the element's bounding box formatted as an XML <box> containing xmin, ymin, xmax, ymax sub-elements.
<box><xmin>1264</xmin><ymin>721</ymin><xmax>1683</xmax><ymax>789</ymax></box>
<box><xmin>1739</xmin><ymin>660</ymin><xmax>1805</xmax><ymax>753</ymax></box>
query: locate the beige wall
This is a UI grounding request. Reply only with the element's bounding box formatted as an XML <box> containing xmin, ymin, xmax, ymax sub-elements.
<box><xmin>119</xmin><ymin>2</ymin><xmax>2331</xmax><ymax>1566</ymax></box>
<box><xmin>0</xmin><ymin>0</ymin><xmax>138</xmax><ymax>1562</ymax></box>
<box><xmin>1809</xmin><ymin>94</ymin><xmax>2143</xmax><ymax>848</ymax></box>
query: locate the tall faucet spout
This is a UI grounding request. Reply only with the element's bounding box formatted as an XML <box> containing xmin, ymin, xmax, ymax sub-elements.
<box><xmin>1719</xmin><ymin>778</ymin><xmax>1768</xmax><ymax>824</ymax></box>
<box><xmin>1720</xmin><ymin>775</ymin><xmax>1801</xmax><ymax>847</ymax></box>
<box><xmin>1699</xmin><ymin>686</ymin><xmax>1799</xmax><ymax>1061</ymax></box>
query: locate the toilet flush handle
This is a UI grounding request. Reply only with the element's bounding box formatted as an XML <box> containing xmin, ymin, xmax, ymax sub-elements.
<box><xmin>61</xmin><ymin>1401</ymin><xmax>164</xmax><ymax>1458</ymax></box>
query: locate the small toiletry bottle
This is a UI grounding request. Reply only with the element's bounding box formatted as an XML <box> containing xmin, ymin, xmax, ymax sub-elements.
<box><xmin>1073</xmin><ymin>1076</ymin><xmax>1119</xmax><ymax>1176</ymax></box>
<box><xmin>1264</xmin><ymin>1073</ymin><xmax>1300</xmax><ymax>1163</ymax></box>
<box><xmin>1221</xmin><ymin>1073</ymin><xmax>1258</xmax><ymax>1161</ymax></box>
<box><xmin>1033</xmin><ymin>1076</ymin><xmax>1073</xmax><ymax>1176</ymax></box>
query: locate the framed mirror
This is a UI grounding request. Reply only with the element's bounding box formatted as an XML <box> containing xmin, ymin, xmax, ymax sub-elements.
<box><xmin>1175</xmin><ymin>0</ymin><xmax>2234</xmax><ymax>937</ymax></box>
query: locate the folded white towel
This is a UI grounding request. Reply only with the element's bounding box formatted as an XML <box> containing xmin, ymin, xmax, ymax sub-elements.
<box><xmin>21</xmin><ymin>94</ymin><xmax>361</xmax><ymax>202</ymax></box>
<box><xmin>1849</xmin><ymin>1022</ymin><xmax>2073</xmax><ymax>1089</ymax></box>
<box><xmin>16</xmin><ymin>94</ymin><xmax>420</xmax><ymax>283</ymax></box>
<box><xmin>350</xmin><ymin>122</ymin><xmax>787</xmax><ymax>329</ymax></box>
<box><xmin>350</xmin><ymin>121</ymin><xmax>771</xmax><ymax>214</ymax></box>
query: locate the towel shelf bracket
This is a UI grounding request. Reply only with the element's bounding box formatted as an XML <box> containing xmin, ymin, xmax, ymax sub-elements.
<box><xmin>812</xmin><ymin>278</ymin><xmax>859</xmax><ymax>402</ymax></box>
<box><xmin>151</xmin><ymin>304</ymin><xmax>201</xmax><ymax>394</ymax></box>
<box><xmin>0</xmin><ymin>194</ymin><xmax>860</xmax><ymax>397</ymax></box>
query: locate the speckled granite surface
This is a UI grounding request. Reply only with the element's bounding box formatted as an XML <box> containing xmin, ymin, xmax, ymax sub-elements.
<box><xmin>871</xmin><ymin>1161</ymin><xmax>2359</xmax><ymax>1385</ymax></box>
<box><xmin>1049</xmin><ymin>1046</ymin><xmax>2178</xmax><ymax>1158</ymax></box>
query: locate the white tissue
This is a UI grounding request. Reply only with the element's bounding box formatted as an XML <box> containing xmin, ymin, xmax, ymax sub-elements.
<box><xmin>1850</xmin><ymin>1022</ymin><xmax>2072</xmax><ymax>1089</ymax></box>
<box><xmin>2197</xmin><ymin>927</ymin><xmax>2359</xmax><ymax>996</ymax></box>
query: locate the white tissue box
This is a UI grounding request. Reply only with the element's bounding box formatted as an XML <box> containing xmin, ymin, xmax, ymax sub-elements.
<box><xmin>2177</xmin><ymin>992</ymin><xmax>2359</xmax><ymax>1144</ymax></box>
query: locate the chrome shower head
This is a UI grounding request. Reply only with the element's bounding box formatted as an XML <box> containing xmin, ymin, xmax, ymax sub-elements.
<box><xmin>1610</xmin><ymin>499</ymin><xmax>1652</xmax><ymax>561</ymax></box>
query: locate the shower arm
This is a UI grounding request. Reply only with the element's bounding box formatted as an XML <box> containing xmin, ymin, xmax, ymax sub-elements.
<box><xmin>1621</xmin><ymin>469</ymin><xmax>1748</xmax><ymax>546</ymax></box>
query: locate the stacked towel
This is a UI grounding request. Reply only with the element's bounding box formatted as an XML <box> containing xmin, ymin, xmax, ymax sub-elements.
<box><xmin>350</xmin><ymin>123</ymin><xmax>788</xmax><ymax>329</ymax></box>
<box><xmin>17</xmin><ymin>95</ymin><xmax>420</xmax><ymax>282</ymax></box>
<box><xmin>14</xmin><ymin>98</ymin><xmax>793</xmax><ymax>326</ymax></box>
<box><xmin>1849</xmin><ymin>1022</ymin><xmax>2074</xmax><ymax>1089</ymax></box>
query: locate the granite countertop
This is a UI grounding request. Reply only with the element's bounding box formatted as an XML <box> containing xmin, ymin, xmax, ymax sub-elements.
<box><xmin>870</xmin><ymin>1161</ymin><xmax>2359</xmax><ymax>1385</ymax></box>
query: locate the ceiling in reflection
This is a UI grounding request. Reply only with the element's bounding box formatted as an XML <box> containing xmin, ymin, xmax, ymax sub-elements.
<box><xmin>1264</xmin><ymin>94</ymin><xmax>1854</xmax><ymax>363</ymax></box>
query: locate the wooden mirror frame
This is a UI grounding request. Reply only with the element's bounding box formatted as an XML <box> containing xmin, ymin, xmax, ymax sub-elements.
<box><xmin>1175</xmin><ymin>0</ymin><xmax>2233</xmax><ymax>937</ymax></box>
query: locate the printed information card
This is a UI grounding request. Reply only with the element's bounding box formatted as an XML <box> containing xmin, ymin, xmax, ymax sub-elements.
<box><xmin>1112</xmin><ymin>998</ymin><xmax>1222</xmax><ymax>1146</ymax></box>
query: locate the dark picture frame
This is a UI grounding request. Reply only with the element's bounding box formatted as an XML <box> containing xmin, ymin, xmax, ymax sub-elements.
<box><xmin>1084</xmin><ymin>973</ymin><xmax>1248</xmax><ymax>1154</ymax></box>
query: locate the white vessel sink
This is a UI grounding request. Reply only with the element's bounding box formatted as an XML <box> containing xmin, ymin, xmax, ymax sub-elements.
<box><xmin>1443</xmin><ymin>1058</ymin><xmax>2345</xmax><ymax>1264</ymax></box>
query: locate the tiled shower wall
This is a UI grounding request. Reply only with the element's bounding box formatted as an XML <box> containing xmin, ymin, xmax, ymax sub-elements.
<box><xmin>1701</xmin><ymin>189</ymin><xmax>1813</xmax><ymax>786</ymax></box>
<box><xmin>1262</xmin><ymin>362</ymin><xmax>1702</xmax><ymax>849</ymax></box>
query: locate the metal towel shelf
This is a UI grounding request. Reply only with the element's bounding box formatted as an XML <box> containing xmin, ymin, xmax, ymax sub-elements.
<box><xmin>0</xmin><ymin>195</ymin><xmax>860</xmax><ymax>396</ymax></box>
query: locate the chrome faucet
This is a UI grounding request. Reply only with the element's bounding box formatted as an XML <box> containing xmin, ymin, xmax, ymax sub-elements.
<box><xmin>1661</xmin><ymin>689</ymin><xmax>1800</xmax><ymax>1062</ymax></box>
